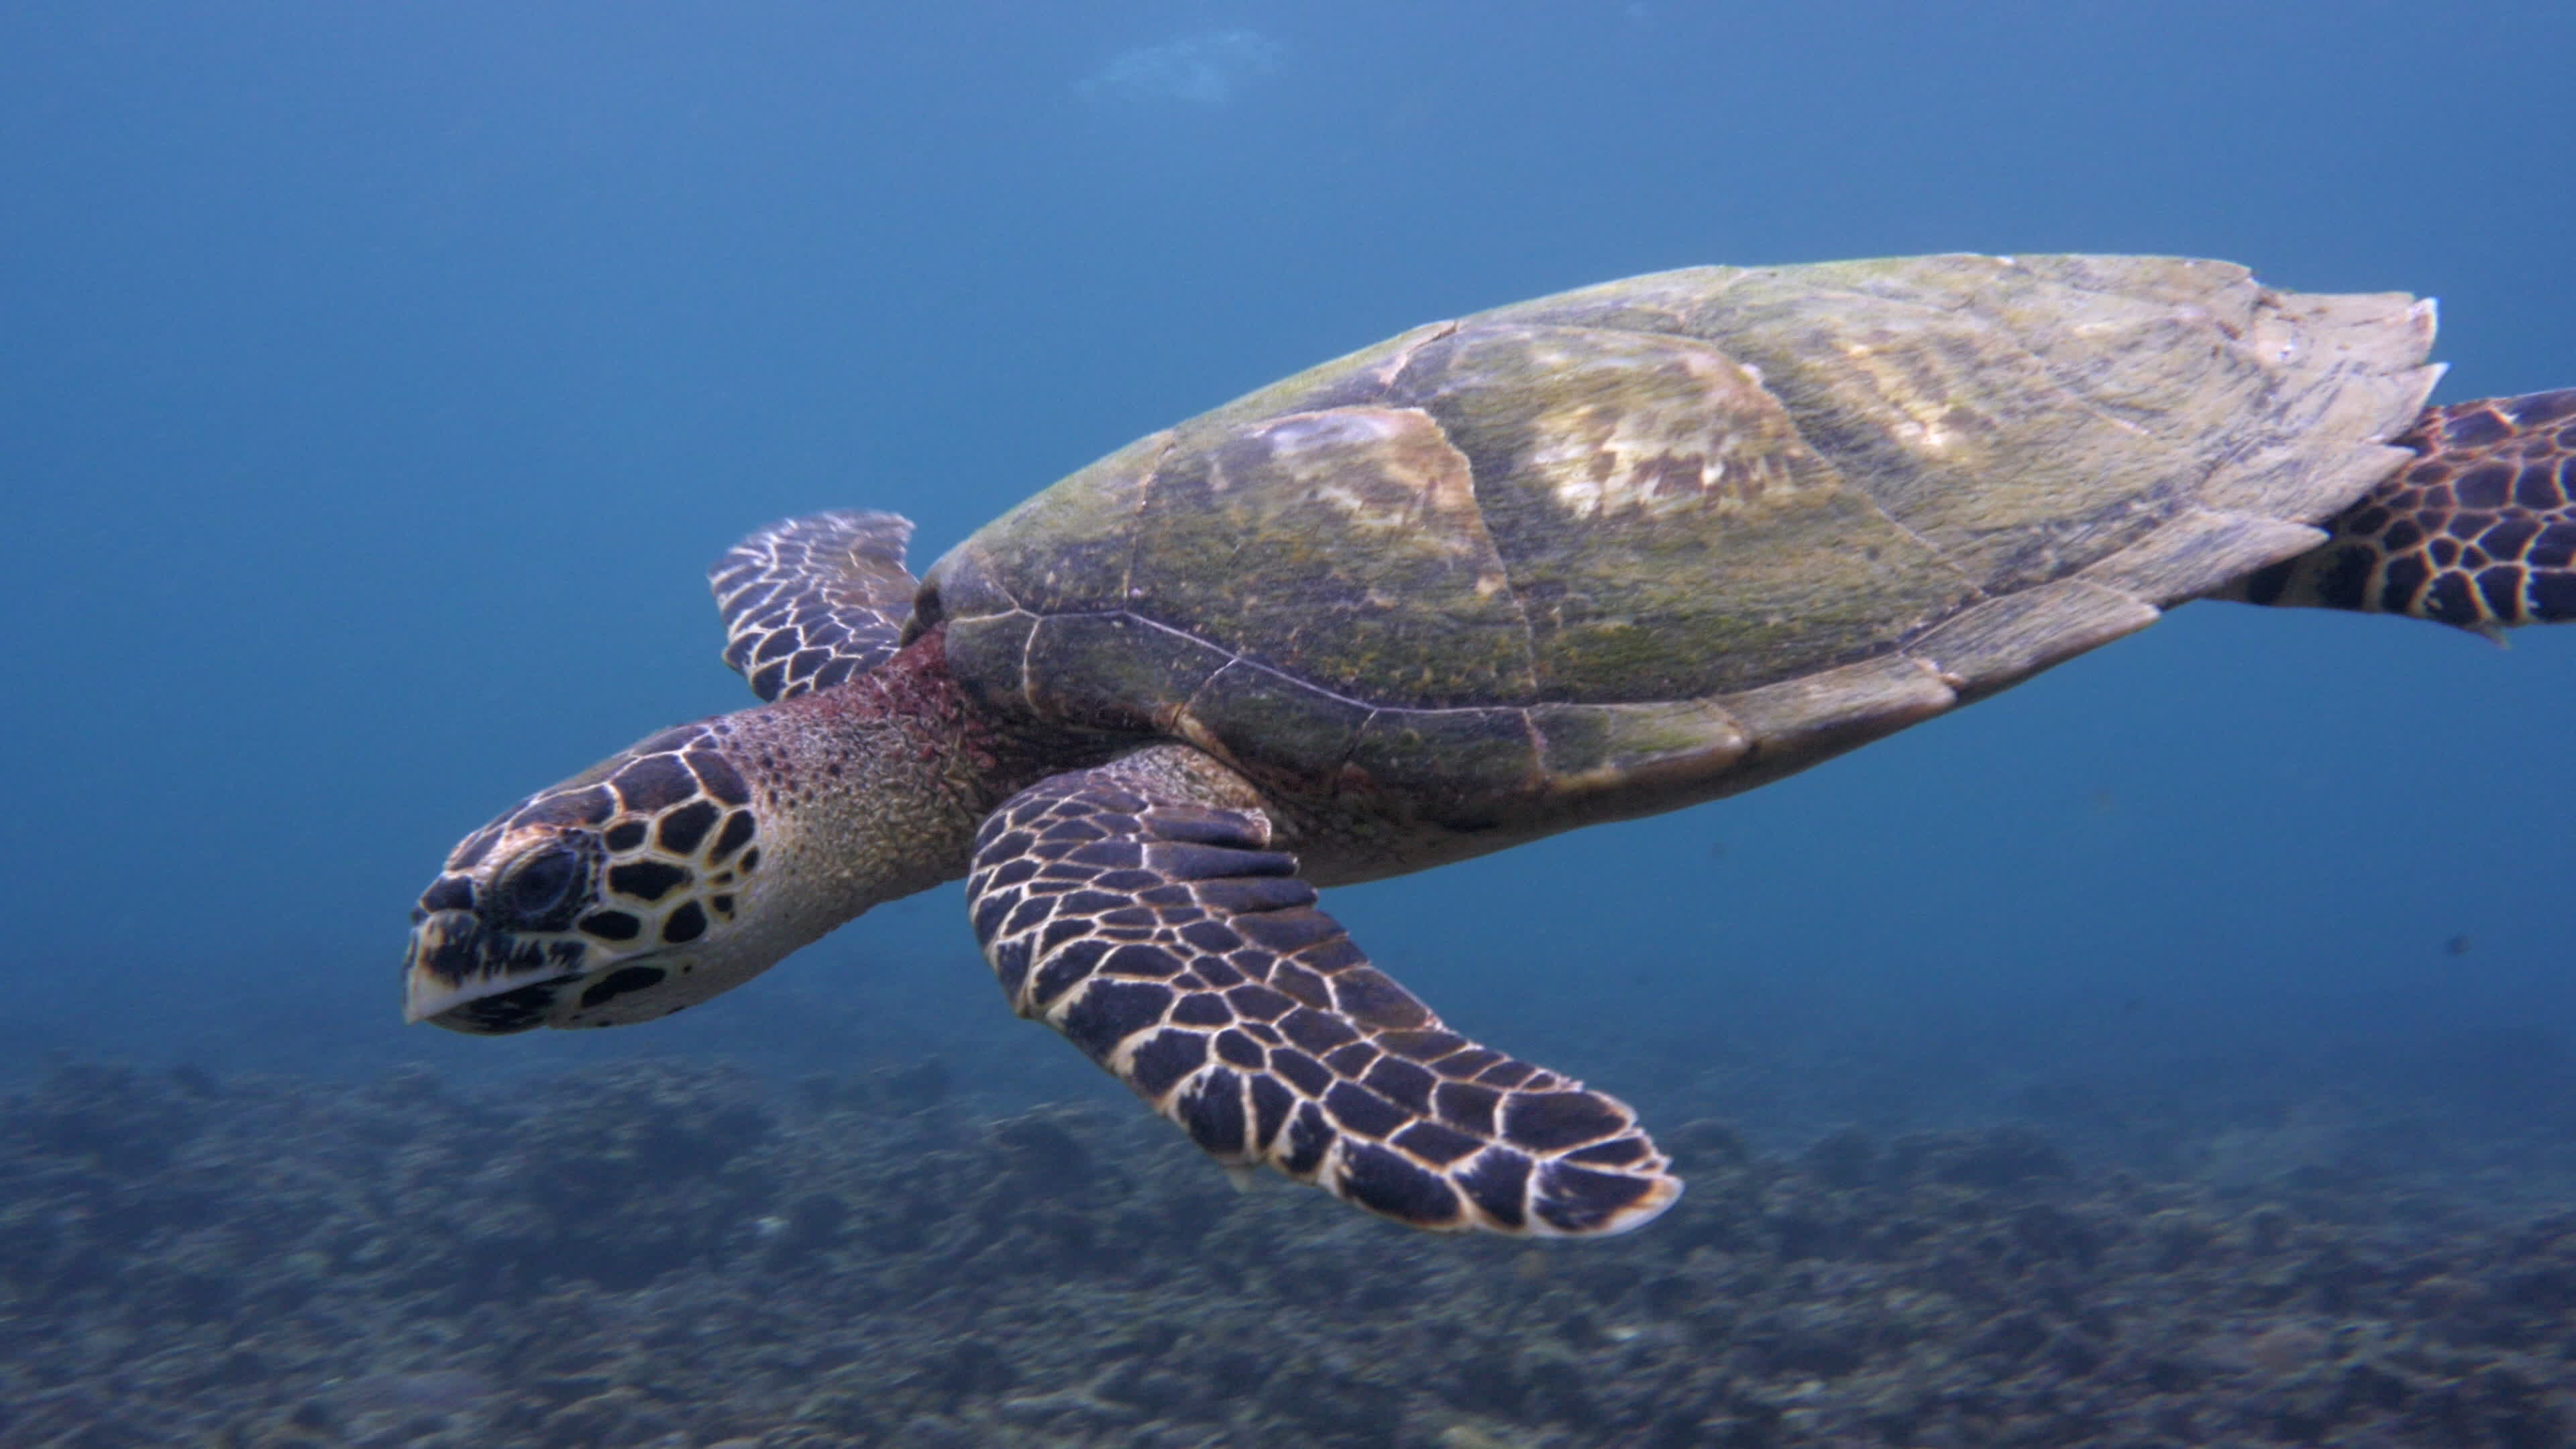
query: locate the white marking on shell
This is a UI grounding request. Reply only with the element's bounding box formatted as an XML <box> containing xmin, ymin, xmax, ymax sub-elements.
<box><xmin>1238</xmin><ymin>406</ymin><xmax>1511</xmax><ymax>596</ymax></box>
<box><xmin>1527</xmin><ymin>347</ymin><xmax>1799</xmax><ymax>521</ymax></box>
<box><xmin>1839</xmin><ymin>341</ymin><xmax>1968</xmax><ymax>455</ymax></box>
<box><xmin>1252</xmin><ymin>409</ymin><xmax>1477</xmax><ymax>528</ymax></box>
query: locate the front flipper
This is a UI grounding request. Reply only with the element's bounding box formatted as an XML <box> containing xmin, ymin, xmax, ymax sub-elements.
<box><xmin>708</xmin><ymin>511</ymin><xmax>918</xmax><ymax>701</ymax></box>
<box><xmin>967</xmin><ymin>745</ymin><xmax>1680</xmax><ymax>1236</ymax></box>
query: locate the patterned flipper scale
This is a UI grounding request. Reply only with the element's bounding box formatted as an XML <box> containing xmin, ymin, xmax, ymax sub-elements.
<box><xmin>2239</xmin><ymin>390</ymin><xmax>2576</xmax><ymax>630</ymax></box>
<box><xmin>709</xmin><ymin>511</ymin><xmax>918</xmax><ymax>701</ymax></box>
<box><xmin>967</xmin><ymin>747</ymin><xmax>1681</xmax><ymax>1236</ymax></box>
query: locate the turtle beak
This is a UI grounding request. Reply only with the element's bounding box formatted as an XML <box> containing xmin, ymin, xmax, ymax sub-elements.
<box><xmin>402</xmin><ymin>908</ymin><xmax>588</xmax><ymax>1033</ymax></box>
<box><xmin>401</xmin><ymin>910</ymin><xmax>488</xmax><ymax>1023</ymax></box>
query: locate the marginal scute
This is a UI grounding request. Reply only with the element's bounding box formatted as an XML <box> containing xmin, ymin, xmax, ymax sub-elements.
<box><xmin>1344</xmin><ymin>706</ymin><xmax>1539</xmax><ymax>804</ymax></box>
<box><xmin>2078</xmin><ymin>509</ymin><xmax>2330</xmax><ymax>606</ymax></box>
<box><xmin>1530</xmin><ymin>697</ymin><xmax>1748</xmax><ymax>794</ymax></box>
<box><xmin>1715</xmin><ymin>655</ymin><xmax>1956</xmax><ymax>774</ymax></box>
<box><xmin>2213</xmin><ymin>292</ymin><xmax>2441</xmax><ymax>518</ymax></box>
<box><xmin>1173</xmin><ymin>661</ymin><xmax>1373</xmax><ymax>780</ymax></box>
<box><xmin>1902</xmin><ymin>579</ymin><xmax>2161</xmax><ymax>700</ymax></box>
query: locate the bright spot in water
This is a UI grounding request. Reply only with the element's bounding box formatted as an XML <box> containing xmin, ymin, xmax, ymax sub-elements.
<box><xmin>1077</xmin><ymin>29</ymin><xmax>1283</xmax><ymax>105</ymax></box>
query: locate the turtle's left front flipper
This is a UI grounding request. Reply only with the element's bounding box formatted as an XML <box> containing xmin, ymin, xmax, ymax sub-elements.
<box><xmin>2233</xmin><ymin>389</ymin><xmax>2576</xmax><ymax>630</ymax></box>
<box><xmin>968</xmin><ymin>745</ymin><xmax>1680</xmax><ymax>1236</ymax></box>
<box><xmin>710</xmin><ymin>511</ymin><xmax>918</xmax><ymax>700</ymax></box>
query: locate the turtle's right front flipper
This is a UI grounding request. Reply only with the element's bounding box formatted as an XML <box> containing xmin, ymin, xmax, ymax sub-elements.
<box><xmin>2233</xmin><ymin>389</ymin><xmax>2576</xmax><ymax>630</ymax></box>
<box><xmin>968</xmin><ymin>745</ymin><xmax>1680</xmax><ymax>1236</ymax></box>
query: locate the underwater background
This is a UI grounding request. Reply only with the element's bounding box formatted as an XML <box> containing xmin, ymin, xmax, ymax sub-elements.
<box><xmin>5</xmin><ymin>3</ymin><xmax>2573</xmax><ymax>1444</ymax></box>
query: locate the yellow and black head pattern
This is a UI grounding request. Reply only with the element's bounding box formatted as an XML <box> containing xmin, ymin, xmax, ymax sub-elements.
<box><xmin>402</xmin><ymin>719</ymin><xmax>763</xmax><ymax>1034</ymax></box>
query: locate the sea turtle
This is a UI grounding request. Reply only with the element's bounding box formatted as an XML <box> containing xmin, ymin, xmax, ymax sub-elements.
<box><xmin>403</xmin><ymin>254</ymin><xmax>2576</xmax><ymax>1236</ymax></box>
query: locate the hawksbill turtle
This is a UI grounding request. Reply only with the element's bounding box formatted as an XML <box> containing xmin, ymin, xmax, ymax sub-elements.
<box><xmin>403</xmin><ymin>255</ymin><xmax>2576</xmax><ymax>1236</ymax></box>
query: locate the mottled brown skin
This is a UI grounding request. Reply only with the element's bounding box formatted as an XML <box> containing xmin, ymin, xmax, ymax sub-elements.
<box><xmin>405</xmin><ymin>256</ymin><xmax>2576</xmax><ymax>1235</ymax></box>
<box><xmin>2232</xmin><ymin>389</ymin><xmax>2576</xmax><ymax>630</ymax></box>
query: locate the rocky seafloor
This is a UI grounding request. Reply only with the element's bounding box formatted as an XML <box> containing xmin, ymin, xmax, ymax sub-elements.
<box><xmin>2</xmin><ymin>1050</ymin><xmax>2571</xmax><ymax>1449</ymax></box>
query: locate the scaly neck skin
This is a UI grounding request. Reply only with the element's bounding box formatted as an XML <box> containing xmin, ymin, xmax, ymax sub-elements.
<box><xmin>720</xmin><ymin>629</ymin><xmax>1030</xmax><ymax>951</ymax></box>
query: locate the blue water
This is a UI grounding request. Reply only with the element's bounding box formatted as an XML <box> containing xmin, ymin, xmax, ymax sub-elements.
<box><xmin>4</xmin><ymin>1</ymin><xmax>2571</xmax><ymax>1148</ymax></box>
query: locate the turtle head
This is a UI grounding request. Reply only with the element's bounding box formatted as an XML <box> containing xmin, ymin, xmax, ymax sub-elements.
<box><xmin>403</xmin><ymin>718</ymin><xmax>783</xmax><ymax>1034</ymax></box>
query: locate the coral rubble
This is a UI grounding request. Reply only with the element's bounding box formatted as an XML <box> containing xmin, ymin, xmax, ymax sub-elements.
<box><xmin>0</xmin><ymin>1059</ymin><xmax>2569</xmax><ymax>1447</ymax></box>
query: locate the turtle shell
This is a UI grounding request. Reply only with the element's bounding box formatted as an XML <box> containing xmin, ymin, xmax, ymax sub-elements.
<box><xmin>918</xmin><ymin>255</ymin><xmax>2436</xmax><ymax>830</ymax></box>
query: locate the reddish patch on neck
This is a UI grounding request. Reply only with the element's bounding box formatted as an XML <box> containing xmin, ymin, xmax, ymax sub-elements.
<box><xmin>791</xmin><ymin>625</ymin><xmax>965</xmax><ymax>724</ymax></box>
<box><xmin>782</xmin><ymin>625</ymin><xmax>1029</xmax><ymax>795</ymax></box>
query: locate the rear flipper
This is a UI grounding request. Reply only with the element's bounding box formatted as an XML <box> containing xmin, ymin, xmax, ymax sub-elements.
<box><xmin>2231</xmin><ymin>389</ymin><xmax>2576</xmax><ymax>630</ymax></box>
<box><xmin>966</xmin><ymin>745</ymin><xmax>1680</xmax><ymax>1235</ymax></box>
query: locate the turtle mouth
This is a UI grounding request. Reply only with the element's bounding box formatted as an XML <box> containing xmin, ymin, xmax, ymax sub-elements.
<box><xmin>402</xmin><ymin>908</ymin><xmax>592</xmax><ymax>1034</ymax></box>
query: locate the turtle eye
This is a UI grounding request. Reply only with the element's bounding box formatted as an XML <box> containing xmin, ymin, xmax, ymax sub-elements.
<box><xmin>491</xmin><ymin>841</ymin><xmax>588</xmax><ymax>930</ymax></box>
